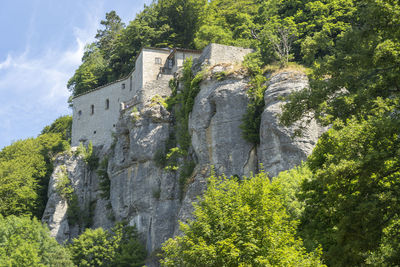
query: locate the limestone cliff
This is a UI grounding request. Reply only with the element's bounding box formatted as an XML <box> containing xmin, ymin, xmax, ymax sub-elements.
<box><xmin>43</xmin><ymin>62</ymin><xmax>325</xmax><ymax>264</ymax></box>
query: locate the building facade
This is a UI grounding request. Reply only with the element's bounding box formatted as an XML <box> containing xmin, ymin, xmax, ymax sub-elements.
<box><xmin>71</xmin><ymin>47</ymin><xmax>202</xmax><ymax>147</ymax></box>
<box><xmin>71</xmin><ymin>44</ymin><xmax>253</xmax><ymax>148</ymax></box>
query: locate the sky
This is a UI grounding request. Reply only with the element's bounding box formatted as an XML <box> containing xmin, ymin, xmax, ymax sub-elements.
<box><xmin>0</xmin><ymin>0</ymin><xmax>152</xmax><ymax>149</ymax></box>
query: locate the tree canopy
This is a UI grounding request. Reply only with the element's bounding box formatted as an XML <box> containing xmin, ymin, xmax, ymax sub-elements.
<box><xmin>0</xmin><ymin>215</ymin><xmax>73</xmax><ymax>266</ymax></box>
<box><xmin>161</xmin><ymin>169</ymin><xmax>324</xmax><ymax>266</ymax></box>
<box><xmin>69</xmin><ymin>223</ymin><xmax>146</xmax><ymax>267</ymax></box>
<box><xmin>0</xmin><ymin>133</ymin><xmax>69</xmax><ymax>218</ymax></box>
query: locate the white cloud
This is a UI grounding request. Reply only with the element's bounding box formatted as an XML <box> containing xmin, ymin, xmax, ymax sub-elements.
<box><xmin>0</xmin><ymin>55</ymin><xmax>11</xmax><ymax>70</ymax></box>
<box><xmin>0</xmin><ymin>7</ymin><xmax>101</xmax><ymax>148</ymax></box>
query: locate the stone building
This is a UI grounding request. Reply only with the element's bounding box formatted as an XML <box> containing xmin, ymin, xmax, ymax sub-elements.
<box><xmin>71</xmin><ymin>44</ymin><xmax>253</xmax><ymax>148</ymax></box>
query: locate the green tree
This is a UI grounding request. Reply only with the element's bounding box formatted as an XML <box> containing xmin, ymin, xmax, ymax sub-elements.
<box><xmin>0</xmin><ymin>133</ymin><xmax>68</xmax><ymax>218</ymax></box>
<box><xmin>41</xmin><ymin>115</ymin><xmax>72</xmax><ymax>142</ymax></box>
<box><xmin>69</xmin><ymin>223</ymin><xmax>146</xmax><ymax>266</ymax></box>
<box><xmin>158</xmin><ymin>0</ymin><xmax>207</xmax><ymax>48</ymax></box>
<box><xmin>0</xmin><ymin>215</ymin><xmax>73</xmax><ymax>266</ymax></box>
<box><xmin>280</xmin><ymin>0</ymin><xmax>399</xmax><ymax>127</ymax></box>
<box><xmin>194</xmin><ymin>0</ymin><xmax>260</xmax><ymax>49</ymax></box>
<box><xmin>161</xmin><ymin>170</ymin><xmax>324</xmax><ymax>266</ymax></box>
<box><xmin>299</xmin><ymin>102</ymin><xmax>400</xmax><ymax>266</ymax></box>
<box><xmin>67</xmin><ymin>44</ymin><xmax>108</xmax><ymax>96</ymax></box>
<box><xmin>95</xmin><ymin>11</ymin><xmax>125</xmax><ymax>61</ymax></box>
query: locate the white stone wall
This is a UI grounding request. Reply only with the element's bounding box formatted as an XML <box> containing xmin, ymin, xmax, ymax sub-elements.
<box><xmin>171</xmin><ymin>51</ymin><xmax>202</xmax><ymax>73</ymax></box>
<box><xmin>71</xmin><ymin>45</ymin><xmax>252</xmax><ymax>148</ymax></box>
<box><xmin>71</xmin><ymin>76</ymin><xmax>133</xmax><ymax>148</ymax></box>
<box><xmin>142</xmin><ymin>49</ymin><xmax>170</xmax><ymax>84</ymax></box>
<box><xmin>71</xmin><ymin>48</ymin><xmax>176</xmax><ymax>148</ymax></box>
<box><xmin>199</xmin><ymin>43</ymin><xmax>254</xmax><ymax>66</ymax></box>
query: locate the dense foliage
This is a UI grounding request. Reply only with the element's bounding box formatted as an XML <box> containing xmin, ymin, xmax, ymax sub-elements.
<box><xmin>0</xmin><ymin>215</ymin><xmax>73</xmax><ymax>266</ymax></box>
<box><xmin>161</xmin><ymin>169</ymin><xmax>324</xmax><ymax>266</ymax></box>
<box><xmin>68</xmin><ymin>0</ymin><xmax>358</xmax><ymax>96</ymax></box>
<box><xmin>41</xmin><ymin>115</ymin><xmax>72</xmax><ymax>143</ymax></box>
<box><xmin>299</xmin><ymin>104</ymin><xmax>400</xmax><ymax>266</ymax></box>
<box><xmin>3</xmin><ymin>0</ymin><xmax>400</xmax><ymax>266</ymax></box>
<box><xmin>278</xmin><ymin>0</ymin><xmax>400</xmax><ymax>266</ymax></box>
<box><xmin>69</xmin><ymin>223</ymin><xmax>146</xmax><ymax>267</ymax></box>
<box><xmin>0</xmin><ymin>133</ymin><xmax>69</xmax><ymax>218</ymax></box>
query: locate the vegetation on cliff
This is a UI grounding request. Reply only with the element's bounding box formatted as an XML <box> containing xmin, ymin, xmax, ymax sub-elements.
<box><xmin>0</xmin><ymin>215</ymin><xmax>74</xmax><ymax>266</ymax></box>
<box><xmin>162</xmin><ymin>168</ymin><xmax>325</xmax><ymax>266</ymax></box>
<box><xmin>0</xmin><ymin>0</ymin><xmax>399</xmax><ymax>266</ymax></box>
<box><xmin>0</xmin><ymin>116</ymin><xmax>71</xmax><ymax>218</ymax></box>
<box><xmin>67</xmin><ymin>0</ymin><xmax>357</xmax><ymax>97</ymax></box>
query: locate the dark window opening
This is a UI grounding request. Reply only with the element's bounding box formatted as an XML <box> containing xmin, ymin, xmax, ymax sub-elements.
<box><xmin>168</xmin><ymin>58</ymin><xmax>174</xmax><ymax>69</ymax></box>
<box><xmin>78</xmin><ymin>110</ymin><xmax>82</xmax><ymax>116</ymax></box>
<box><xmin>105</xmin><ymin>99</ymin><xmax>110</xmax><ymax>110</ymax></box>
<box><xmin>94</xmin><ymin>131</ymin><xmax>96</xmax><ymax>134</ymax></box>
<box><xmin>130</xmin><ymin>76</ymin><xmax>132</xmax><ymax>91</ymax></box>
<box><xmin>91</xmin><ymin>105</ymin><xmax>94</xmax><ymax>115</ymax></box>
<box><xmin>122</xmin><ymin>83</ymin><xmax>125</xmax><ymax>89</ymax></box>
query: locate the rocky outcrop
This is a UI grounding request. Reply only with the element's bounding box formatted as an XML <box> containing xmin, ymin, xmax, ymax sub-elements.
<box><xmin>42</xmin><ymin>151</ymin><xmax>84</xmax><ymax>243</ymax></box>
<box><xmin>43</xmin><ymin>54</ymin><xmax>325</xmax><ymax>264</ymax></box>
<box><xmin>258</xmin><ymin>71</ymin><xmax>326</xmax><ymax>177</ymax></box>
<box><xmin>108</xmin><ymin>102</ymin><xmax>180</xmax><ymax>253</ymax></box>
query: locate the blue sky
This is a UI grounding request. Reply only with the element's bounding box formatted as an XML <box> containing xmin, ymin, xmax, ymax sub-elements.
<box><xmin>0</xmin><ymin>0</ymin><xmax>151</xmax><ymax>149</ymax></box>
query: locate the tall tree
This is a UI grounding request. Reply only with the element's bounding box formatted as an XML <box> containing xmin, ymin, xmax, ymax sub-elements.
<box><xmin>161</xmin><ymin>170</ymin><xmax>325</xmax><ymax>266</ymax></box>
<box><xmin>0</xmin><ymin>133</ymin><xmax>68</xmax><ymax>218</ymax></box>
<box><xmin>0</xmin><ymin>215</ymin><xmax>73</xmax><ymax>266</ymax></box>
<box><xmin>279</xmin><ymin>0</ymin><xmax>400</xmax><ymax>265</ymax></box>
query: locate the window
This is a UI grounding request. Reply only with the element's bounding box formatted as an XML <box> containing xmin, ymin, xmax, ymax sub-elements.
<box><xmin>90</xmin><ymin>105</ymin><xmax>94</xmax><ymax>115</ymax></box>
<box><xmin>93</xmin><ymin>131</ymin><xmax>97</xmax><ymax>134</ymax></box>
<box><xmin>168</xmin><ymin>59</ymin><xmax>174</xmax><ymax>69</ymax></box>
<box><xmin>78</xmin><ymin>110</ymin><xmax>82</xmax><ymax>116</ymax></box>
<box><xmin>122</xmin><ymin>83</ymin><xmax>126</xmax><ymax>89</ymax></box>
<box><xmin>130</xmin><ymin>76</ymin><xmax>132</xmax><ymax>91</ymax></box>
<box><xmin>155</xmin><ymin>57</ymin><xmax>162</xmax><ymax>65</ymax></box>
<box><xmin>105</xmin><ymin>99</ymin><xmax>110</xmax><ymax>110</ymax></box>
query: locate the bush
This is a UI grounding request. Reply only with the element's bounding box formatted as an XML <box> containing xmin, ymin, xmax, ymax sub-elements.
<box><xmin>240</xmin><ymin>52</ymin><xmax>268</xmax><ymax>145</ymax></box>
<box><xmin>161</xmin><ymin>170</ymin><xmax>325</xmax><ymax>266</ymax></box>
<box><xmin>77</xmin><ymin>141</ymin><xmax>99</xmax><ymax>171</ymax></box>
<box><xmin>55</xmin><ymin>165</ymin><xmax>74</xmax><ymax>200</ymax></box>
<box><xmin>0</xmin><ymin>215</ymin><xmax>73</xmax><ymax>266</ymax></box>
<box><xmin>69</xmin><ymin>223</ymin><xmax>146</xmax><ymax>267</ymax></box>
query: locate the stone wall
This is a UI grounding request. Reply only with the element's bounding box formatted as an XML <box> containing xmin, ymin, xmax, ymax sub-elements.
<box><xmin>171</xmin><ymin>50</ymin><xmax>202</xmax><ymax>74</ymax></box>
<box><xmin>71</xmin><ymin>75</ymin><xmax>135</xmax><ymax>148</ymax></box>
<box><xmin>198</xmin><ymin>43</ymin><xmax>254</xmax><ymax>67</ymax></box>
<box><xmin>71</xmin><ymin>48</ymin><xmax>171</xmax><ymax>148</ymax></box>
<box><xmin>142</xmin><ymin>49</ymin><xmax>171</xmax><ymax>87</ymax></box>
<box><xmin>71</xmin><ymin>44</ymin><xmax>253</xmax><ymax>149</ymax></box>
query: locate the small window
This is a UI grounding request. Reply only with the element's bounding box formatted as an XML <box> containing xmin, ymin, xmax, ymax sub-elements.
<box><xmin>168</xmin><ymin>59</ymin><xmax>173</xmax><ymax>69</ymax></box>
<box><xmin>90</xmin><ymin>105</ymin><xmax>94</xmax><ymax>115</ymax></box>
<box><xmin>122</xmin><ymin>83</ymin><xmax>126</xmax><ymax>89</ymax></box>
<box><xmin>105</xmin><ymin>99</ymin><xmax>110</xmax><ymax>110</ymax></box>
<box><xmin>113</xmin><ymin>124</ymin><xmax>116</xmax><ymax>127</ymax></box>
<box><xmin>129</xmin><ymin>76</ymin><xmax>132</xmax><ymax>91</ymax></box>
<box><xmin>93</xmin><ymin>131</ymin><xmax>96</xmax><ymax>134</ymax></box>
<box><xmin>155</xmin><ymin>57</ymin><xmax>162</xmax><ymax>65</ymax></box>
<box><xmin>78</xmin><ymin>110</ymin><xmax>82</xmax><ymax>116</ymax></box>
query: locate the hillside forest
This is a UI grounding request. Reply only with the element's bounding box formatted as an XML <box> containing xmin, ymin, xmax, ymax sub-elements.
<box><xmin>0</xmin><ymin>0</ymin><xmax>399</xmax><ymax>266</ymax></box>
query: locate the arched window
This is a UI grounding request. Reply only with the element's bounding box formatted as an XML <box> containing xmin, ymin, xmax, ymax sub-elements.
<box><xmin>91</xmin><ymin>105</ymin><xmax>94</xmax><ymax>115</ymax></box>
<box><xmin>105</xmin><ymin>99</ymin><xmax>110</xmax><ymax>110</ymax></box>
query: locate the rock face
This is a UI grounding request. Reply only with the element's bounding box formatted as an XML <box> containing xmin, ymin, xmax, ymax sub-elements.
<box><xmin>108</xmin><ymin>102</ymin><xmax>180</xmax><ymax>253</ymax></box>
<box><xmin>258</xmin><ymin>71</ymin><xmax>326</xmax><ymax>177</ymax></box>
<box><xmin>43</xmin><ymin>60</ymin><xmax>325</xmax><ymax>264</ymax></box>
